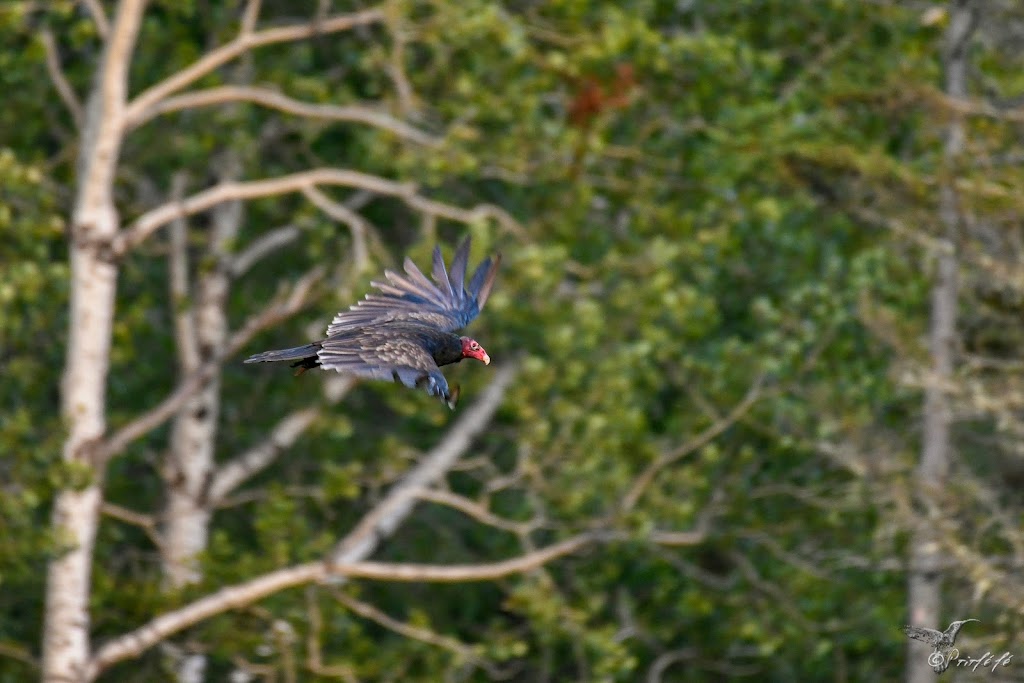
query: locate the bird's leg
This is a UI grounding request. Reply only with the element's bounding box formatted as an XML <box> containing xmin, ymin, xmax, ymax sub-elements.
<box><xmin>446</xmin><ymin>384</ymin><xmax>460</xmax><ymax>410</ymax></box>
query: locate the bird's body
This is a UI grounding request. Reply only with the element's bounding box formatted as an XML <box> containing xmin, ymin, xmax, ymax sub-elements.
<box><xmin>245</xmin><ymin>238</ymin><xmax>499</xmax><ymax>408</ymax></box>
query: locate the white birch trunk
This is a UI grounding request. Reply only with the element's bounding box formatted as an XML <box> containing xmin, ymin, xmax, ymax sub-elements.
<box><xmin>161</xmin><ymin>165</ymin><xmax>243</xmax><ymax>683</ymax></box>
<box><xmin>906</xmin><ymin>2</ymin><xmax>974</xmax><ymax>681</ymax></box>
<box><xmin>163</xmin><ymin>177</ymin><xmax>241</xmax><ymax>590</ymax></box>
<box><xmin>43</xmin><ymin>2</ymin><xmax>146</xmax><ymax>681</ymax></box>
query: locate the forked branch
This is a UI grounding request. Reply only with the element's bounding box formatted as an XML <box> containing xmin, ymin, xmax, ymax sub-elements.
<box><xmin>126</xmin><ymin>85</ymin><xmax>438</xmax><ymax>146</ymax></box>
<box><xmin>125</xmin><ymin>8</ymin><xmax>385</xmax><ymax>123</ymax></box>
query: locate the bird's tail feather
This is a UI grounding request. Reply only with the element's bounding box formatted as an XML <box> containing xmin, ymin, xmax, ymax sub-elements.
<box><xmin>244</xmin><ymin>343</ymin><xmax>320</xmax><ymax>364</ymax></box>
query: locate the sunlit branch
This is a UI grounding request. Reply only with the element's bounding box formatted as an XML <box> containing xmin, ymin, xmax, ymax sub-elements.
<box><xmin>126</xmin><ymin>85</ymin><xmax>438</xmax><ymax>145</ymax></box>
<box><xmin>79</xmin><ymin>0</ymin><xmax>111</xmax><ymax>40</ymax></box>
<box><xmin>100</xmin><ymin>502</ymin><xmax>163</xmax><ymax>550</ymax></box>
<box><xmin>87</xmin><ymin>500</ymin><xmax>592</xmax><ymax>678</ymax></box>
<box><xmin>415</xmin><ymin>489</ymin><xmax>539</xmax><ymax>536</ymax></box>
<box><xmin>98</xmin><ymin>267</ymin><xmax>324</xmax><ymax>462</ymax></box>
<box><xmin>124</xmin><ymin>8</ymin><xmax>385</xmax><ymax>124</ymax></box>
<box><xmin>302</xmin><ymin>186</ymin><xmax>371</xmax><ymax>273</ymax></box>
<box><xmin>230</xmin><ymin>225</ymin><xmax>302</xmax><ymax>278</ymax></box>
<box><xmin>40</xmin><ymin>29</ymin><xmax>84</xmax><ymax>128</ymax></box>
<box><xmin>116</xmin><ymin>167</ymin><xmax>525</xmax><ymax>256</ymax></box>
<box><xmin>329</xmin><ymin>363</ymin><xmax>518</xmax><ymax>564</ymax></box>
<box><xmin>225</xmin><ymin>265</ymin><xmax>325</xmax><ymax>356</ymax></box>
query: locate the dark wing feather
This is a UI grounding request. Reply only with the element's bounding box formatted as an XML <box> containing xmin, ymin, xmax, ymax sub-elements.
<box><xmin>326</xmin><ymin>237</ymin><xmax>500</xmax><ymax>336</ymax></box>
<box><xmin>316</xmin><ymin>324</ymin><xmax>452</xmax><ymax>402</ymax></box>
<box><xmin>901</xmin><ymin>626</ymin><xmax>942</xmax><ymax>646</ymax></box>
<box><xmin>467</xmin><ymin>252</ymin><xmax>501</xmax><ymax>309</ymax></box>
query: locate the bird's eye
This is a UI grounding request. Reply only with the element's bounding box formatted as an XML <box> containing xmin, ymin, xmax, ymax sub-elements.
<box><xmin>471</xmin><ymin>342</ymin><xmax>479</xmax><ymax>350</ymax></box>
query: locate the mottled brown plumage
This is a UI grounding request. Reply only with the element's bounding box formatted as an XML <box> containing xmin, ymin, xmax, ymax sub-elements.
<box><xmin>245</xmin><ymin>238</ymin><xmax>500</xmax><ymax>408</ymax></box>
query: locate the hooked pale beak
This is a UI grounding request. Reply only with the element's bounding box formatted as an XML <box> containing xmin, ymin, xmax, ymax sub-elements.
<box><xmin>482</xmin><ymin>351</ymin><xmax>491</xmax><ymax>365</ymax></box>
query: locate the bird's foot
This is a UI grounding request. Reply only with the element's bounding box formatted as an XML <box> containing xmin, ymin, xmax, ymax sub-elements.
<box><xmin>446</xmin><ymin>384</ymin><xmax>461</xmax><ymax>410</ymax></box>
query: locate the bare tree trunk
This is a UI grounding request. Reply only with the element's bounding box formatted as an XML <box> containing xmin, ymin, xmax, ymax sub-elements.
<box><xmin>164</xmin><ymin>166</ymin><xmax>241</xmax><ymax>589</ymax></box>
<box><xmin>43</xmin><ymin>2</ymin><xmax>146</xmax><ymax>681</ymax></box>
<box><xmin>906</xmin><ymin>2</ymin><xmax>975</xmax><ymax>681</ymax></box>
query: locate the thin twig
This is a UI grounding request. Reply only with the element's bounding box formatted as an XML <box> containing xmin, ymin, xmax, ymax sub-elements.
<box><xmin>79</xmin><ymin>0</ymin><xmax>110</xmax><ymax>39</ymax></box>
<box><xmin>329</xmin><ymin>363</ymin><xmax>518</xmax><ymax>564</ymax></box>
<box><xmin>621</xmin><ymin>374</ymin><xmax>765</xmax><ymax>511</ymax></box>
<box><xmin>126</xmin><ymin>85</ymin><xmax>438</xmax><ymax>145</ymax></box>
<box><xmin>416</xmin><ymin>489</ymin><xmax>538</xmax><ymax>535</ymax></box>
<box><xmin>230</xmin><ymin>225</ymin><xmax>302</xmax><ymax>278</ymax></box>
<box><xmin>115</xmin><ymin>168</ymin><xmax>526</xmax><ymax>255</ymax></box>
<box><xmin>99</xmin><ymin>268</ymin><xmax>324</xmax><ymax>462</ymax></box>
<box><xmin>125</xmin><ymin>8</ymin><xmax>385</xmax><ymax>123</ymax></box>
<box><xmin>101</xmin><ymin>501</ymin><xmax>163</xmax><ymax>550</ymax></box>
<box><xmin>240</xmin><ymin>0</ymin><xmax>261</xmax><ymax>35</ymax></box>
<box><xmin>208</xmin><ymin>408</ymin><xmax>320</xmax><ymax>504</ymax></box>
<box><xmin>86</xmin><ymin>531</ymin><xmax>593</xmax><ymax>676</ymax></box>
<box><xmin>302</xmin><ymin>186</ymin><xmax>371</xmax><ymax>273</ymax></box>
<box><xmin>40</xmin><ymin>29</ymin><xmax>84</xmax><ymax>127</ymax></box>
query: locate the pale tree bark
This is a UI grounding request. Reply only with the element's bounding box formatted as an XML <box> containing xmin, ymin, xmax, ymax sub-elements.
<box><xmin>163</xmin><ymin>161</ymin><xmax>242</xmax><ymax>591</ymax></box>
<box><xmin>40</xmin><ymin>3</ymin><xmax>529</xmax><ymax>680</ymax></box>
<box><xmin>161</xmin><ymin>164</ymin><xmax>243</xmax><ymax>683</ymax></box>
<box><xmin>43</xmin><ymin>2</ymin><xmax>147</xmax><ymax>682</ymax></box>
<box><xmin>906</xmin><ymin>2</ymin><xmax>976</xmax><ymax>681</ymax></box>
<box><xmin>85</xmin><ymin>364</ymin><xmax>518</xmax><ymax>678</ymax></box>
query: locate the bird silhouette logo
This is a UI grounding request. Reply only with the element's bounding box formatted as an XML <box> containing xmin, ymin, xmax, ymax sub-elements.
<box><xmin>902</xmin><ymin>619</ymin><xmax>979</xmax><ymax>673</ymax></box>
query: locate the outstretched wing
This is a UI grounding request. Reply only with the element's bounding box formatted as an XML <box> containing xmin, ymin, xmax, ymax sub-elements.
<box><xmin>901</xmin><ymin>626</ymin><xmax>942</xmax><ymax>646</ymax></box>
<box><xmin>316</xmin><ymin>325</ymin><xmax>452</xmax><ymax>403</ymax></box>
<box><xmin>326</xmin><ymin>237</ymin><xmax>501</xmax><ymax>336</ymax></box>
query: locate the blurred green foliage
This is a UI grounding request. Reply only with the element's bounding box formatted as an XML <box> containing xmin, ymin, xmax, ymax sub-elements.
<box><xmin>3</xmin><ymin>1</ymin><xmax>1024</xmax><ymax>681</ymax></box>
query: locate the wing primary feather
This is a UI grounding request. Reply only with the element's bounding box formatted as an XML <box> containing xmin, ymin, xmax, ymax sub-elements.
<box><xmin>403</xmin><ymin>257</ymin><xmax>443</xmax><ymax>301</ymax></box>
<box><xmin>431</xmin><ymin>245</ymin><xmax>455</xmax><ymax>300</ymax></box>
<box><xmin>449</xmin><ymin>237</ymin><xmax>471</xmax><ymax>302</ymax></box>
<box><xmin>469</xmin><ymin>252</ymin><xmax>502</xmax><ymax>308</ymax></box>
<box><xmin>383</xmin><ymin>269</ymin><xmax>444</xmax><ymax>305</ymax></box>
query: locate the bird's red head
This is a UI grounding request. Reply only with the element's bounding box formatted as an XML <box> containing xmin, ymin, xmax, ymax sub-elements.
<box><xmin>460</xmin><ymin>337</ymin><xmax>490</xmax><ymax>365</ymax></box>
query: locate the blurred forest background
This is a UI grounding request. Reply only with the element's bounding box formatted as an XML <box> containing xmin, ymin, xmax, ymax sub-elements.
<box><xmin>3</xmin><ymin>0</ymin><xmax>1024</xmax><ymax>681</ymax></box>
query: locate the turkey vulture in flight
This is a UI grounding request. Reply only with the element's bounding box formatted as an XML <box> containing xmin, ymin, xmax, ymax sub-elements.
<box><xmin>245</xmin><ymin>238</ymin><xmax>500</xmax><ymax>409</ymax></box>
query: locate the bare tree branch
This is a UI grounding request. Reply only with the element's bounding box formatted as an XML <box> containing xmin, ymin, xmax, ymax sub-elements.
<box><xmin>40</xmin><ymin>29</ymin><xmax>83</xmax><ymax>128</ymax></box>
<box><xmin>415</xmin><ymin>489</ymin><xmax>539</xmax><ymax>536</ymax></box>
<box><xmin>126</xmin><ymin>85</ymin><xmax>438</xmax><ymax>145</ymax></box>
<box><xmin>383</xmin><ymin>17</ymin><xmax>417</xmax><ymax>116</ymax></box>
<box><xmin>85</xmin><ymin>364</ymin><xmax>517</xmax><ymax>675</ymax></box>
<box><xmin>124</xmin><ymin>8</ymin><xmax>385</xmax><ymax>125</ymax></box>
<box><xmin>330</xmin><ymin>362</ymin><xmax>518</xmax><ymax>564</ymax></box>
<box><xmin>79</xmin><ymin>0</ymin><xmax>111</xmax><ymax>40</ymax></box>
<box><xmin>621</xmin><ymin>374</ymin><xmax>765</xmax><ymax>512</ymax></box>
<box><xmin>167</xmin><ymin>174</ymin><xmax>199</xmax><ymax>372</ymax></box>
<box><xmin>304</xmin><ymin>588</ymin><xmax>359</xmax><ymax>682</ymax></box>
<box><xmin>86</xmin><ymin>532</ymin><xmax>597</xmax><ymax>678</ymax></box>
<box><xmin>115</xmin><ymin>168</ymin><xmax>526</xmax><ymax>255</ymax></box>
<box><xmin>225</xmin><ymin>265</ymin><xmax>326</xmax><ymax>356</ymax></box>
<box><xmin>0</xmin><ymin>641</ymin><xmax>37</xmax><ymax>671</ymax></box>
<box><xmin>240</xmin><ymin>0</ymin><xmax>261</xmax><ymax>35</ymax></box>
<box><xmin>101</xmin><ymin>502</ymin><xmax>163</xmax><ymax>549</ymax></box>
<box><xmin>98</xmin><ymin>267</ymin><xmax>324</xmax><ymax>462</ymax></box>
<box><xmin>230</xmin><ymin>225</ymin><xmax>302</xmax><ymax>278</ymax></box>
<box><xmin>329</xmin><ymin>589</ymin><xmax>490</xmax><ymax>669</ymax></box>
<box><xmin>302</xmin><ymin>186</ymin><xmax>371</xmax><ymax>273</ymax></box>
<box><xmin>208</xmin><ymin>408</ymin><xmax>319</xmax><ymax>504</ymax></box>
<box><xmin>907</xmin><ymin>3</ymin><xmax>976</xmax><ymax>681</ymax></box>
<box><xmin>210</xmin><ymin>373</ymin><xmax>356</xmax><ymax>505</ymax></box>
<box><xmin>98</xmin><ymin>361</ymin><xmax>220</xmax><ymax>463</ymax></box>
